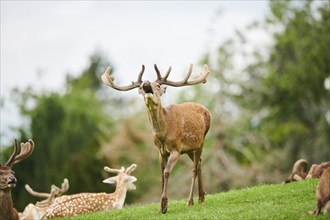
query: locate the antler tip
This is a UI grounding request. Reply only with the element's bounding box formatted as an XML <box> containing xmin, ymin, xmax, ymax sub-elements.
<box><xmin>105</xmin><ymin>67</ymin><xmax>112</xmax><ymax>73</ymax></box>
<box><xmin>28</xmin><ymin>139</ymin><xmax>35</xmax><ymax>146</ymax></box>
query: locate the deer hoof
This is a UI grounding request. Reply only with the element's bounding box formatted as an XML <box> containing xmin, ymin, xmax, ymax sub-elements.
<box><xmin>188</xmin><ymin>199</ymin><xmax>194</xmax><ymax>206</ymax></box>
<box><xmin>198</xmin><ymin>190</ymin><xmax>206</xmax><ymax>203</ymax></box>
<box><xmin>160</xmin><ymin>197</ymin><xmax>168</xmax><ymax>214</ymax></box>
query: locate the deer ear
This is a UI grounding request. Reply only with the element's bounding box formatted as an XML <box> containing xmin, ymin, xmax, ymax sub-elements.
<box><xmin>126</xmin><ymin>176</ymin><xmax>137</xmax><ymax>183</ymax></box>
<box><xmin>318</xmin><ymin>170</ymin><xmax>324</xmax><ymax>178</ymax></box>
<box><xmin>161</xmin><ymin>86</ymin><xmax>167</xmax><ymax>94</ymax></box>
<box><xmin>103</xmin><ymin>177</ymin><xmax>117</xmax><ymax>184</ymax></box>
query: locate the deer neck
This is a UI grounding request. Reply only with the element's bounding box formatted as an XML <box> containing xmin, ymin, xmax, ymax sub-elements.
<box><xmin>112</xmin><ymin>181</ymin><xmax>128</xmax><ymax>208</ymax></box>
<box><xmin>145</xmin><ymin>98</ymin><xmax>167</xmax><ymax>138</ymax></box>
<box><xmin>0</xmin><ymin>189</ymin><xmax>17</xmax><ymax>220</ymax></box>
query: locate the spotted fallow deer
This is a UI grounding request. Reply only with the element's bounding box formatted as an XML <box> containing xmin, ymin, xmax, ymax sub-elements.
<box><xmin>42</xmin><ymin>164</ymin><xmax>137</xmax><ymax>219</ymax></box>
<box><xmin>101</xmin><ymin>64</ymin><xmax>211</xmax><ymax>213</ymax></box>
<box><xmin>0</xmin><ymin>139</ymin><xmax>35</xmax><ymax>220</ymax></box>
<box><xmin>19</xmin><ymin>178</ymin><xmax>69</xmax><ymax>220</ymax></box>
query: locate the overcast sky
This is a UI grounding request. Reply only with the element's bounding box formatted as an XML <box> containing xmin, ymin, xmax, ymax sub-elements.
<box><xmin>1</xmin><ymin>1</ymin><xmax>269</xmax><ymax>145</ymax></box>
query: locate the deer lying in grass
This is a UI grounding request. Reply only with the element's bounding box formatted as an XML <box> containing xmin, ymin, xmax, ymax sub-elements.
<box><xmin>0</xmin><ymin>139</ymin><xmax>34</xmax><ymax>220</ymax></box>
<box><xmin>42</xmin><ymin>164</ymin><xmax>137</xmax><ymax>219</ymax></box>
<box><xmin>311</xmin><ymin>167</ymin><xmax>330</xmax><ymax>214</ymax></box>
<box><xmin>283</xmin><ymin>159</ymin><xmax>309</xmax><ymax>183</ymax></box>
<box><xmin>101</xmin><ymin>64</ymin><xmax>211</xmax><ymax>213</ymax></box>
<box><xmin>19</xmin><ymin>178</ymin><xmax>69</xmax><ymax>220</ymax></box>
<box><xmin>306</xmin><ymin>161</ymin><xmax>330</xmax><ymax>179</ymax></box>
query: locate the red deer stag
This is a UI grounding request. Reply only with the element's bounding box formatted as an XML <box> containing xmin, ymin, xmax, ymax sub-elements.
<box><xmin>0</xmin><ymin>139</ymin><xmax>34</xmax><ymax>220</ymax></box>
<box><xmin>42</xmin><ymin>164</ymin><xmax>137</xmax><ymax>219</ymax></box>
<box><xmin>20</xmin><ymin>178</ymin><xmax>69</xmax><ymax>220</ymax></box>
<box><xmin>101</xmin><ymin>64</ymin><xmax>211</xmax><ymax>213</ymax></box>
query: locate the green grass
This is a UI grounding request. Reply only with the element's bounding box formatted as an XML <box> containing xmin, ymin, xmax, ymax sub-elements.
<box><xmin>63</xmin><ymin>178</ymin><xmax>329</xmax><ymax>219</ymax></box>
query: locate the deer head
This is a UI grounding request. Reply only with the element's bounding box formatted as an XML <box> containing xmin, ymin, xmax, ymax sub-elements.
<box><xmin>306</xmin><ymin>162</ymin><xmax>330</xmax><ymax>179</ymax></box>
<box><xmin>0</xmin><ymin>139</ymin><xmax>34</xmax><ymax>220</ymax></box>
<box><xmin>103</xmin><ymin>163</ymin><xmax>137</xmax><ymax>191</ymax></box>
<box><xmin>101</xmin><ymin>64</ymin><xmax>209</xmax><ymax>106</ymax></box>
<box><xmin>0</xmin><ymin>139</ymin><xmax>34</xmax><ymax>190</ymax></box>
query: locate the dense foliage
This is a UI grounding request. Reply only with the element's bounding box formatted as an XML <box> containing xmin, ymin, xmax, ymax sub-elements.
<box><xmin>5</xmin><ymin>54</ymin><xmax>117</xmax><ymax>210</ymax></box>
<box><xmin>199</xmin><ymin>0</ymin><xmax>330</xmax><ymax>175</ymax></box>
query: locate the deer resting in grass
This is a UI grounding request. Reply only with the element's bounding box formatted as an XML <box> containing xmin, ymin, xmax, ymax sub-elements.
<box><xmin>0</xmin><ymin>139</ymin><xmax>34</xmax><ymax>220</ymax></box>
<box><xmin>19</xmin><ymin>178</ymin><xmax>69</xmax><ymax>220</ymax></box>
<box><xmin>42</xmin><ymin>164</ymin><xmax>137</xmax><ymax>219</ymax></box>
<box><xmin>306</xmin><ymin>161</ymin><xmax>330</xmax><ymax>179</ymax></box>
<box><xmin>101</xmin><ymin>64</ymin><xmax>211</xmax><ymax>213</ymax></box>
<box><xmin>283</xmin><ymin>159</ymin><xmax>309</xmax><ymax>183</ymax></box>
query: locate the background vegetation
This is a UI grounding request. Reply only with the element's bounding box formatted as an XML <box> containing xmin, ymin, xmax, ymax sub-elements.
<box><xmin>0</xmin><ymin>0</ymin><xmax>329</xmax><ymax>211</ymax></box>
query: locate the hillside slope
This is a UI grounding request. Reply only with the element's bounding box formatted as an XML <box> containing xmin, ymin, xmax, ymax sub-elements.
<box><xmin>68</xmin><ymin>178</ymin><xmax>329</xmax><ymax>219</ymax></box>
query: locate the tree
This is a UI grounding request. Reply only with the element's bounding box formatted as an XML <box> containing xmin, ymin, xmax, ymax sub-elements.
<box><xmin>204</xmin><ymin>0</ymin><xmax>330</xmax><ymax>178</ymax></box>
<box><xmin>9</xmin><ymin>52</ymin><xmax>115</xmax><ymax>210</ymax></box>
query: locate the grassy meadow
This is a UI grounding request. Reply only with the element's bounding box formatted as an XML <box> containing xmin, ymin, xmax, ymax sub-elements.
<box><xmin>61</xmin><ymin>178</ymin><xmax>330</xmax><ymax>220</ymax></box>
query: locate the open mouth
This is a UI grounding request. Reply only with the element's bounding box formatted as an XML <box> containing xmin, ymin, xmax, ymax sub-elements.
<box><xmin>7</xmin><ymin>183</ymin><xmax>16</xmax><ymax>188</ymax></box>
<box><xmin>142</xmin><ymin>83</ymin><xmax>153</xmax><ymax>94</ymax></box>
<box><xmin>7</xmin><ymin>179</ymin><xmax>17</xmax><ymax>187</ymax></box>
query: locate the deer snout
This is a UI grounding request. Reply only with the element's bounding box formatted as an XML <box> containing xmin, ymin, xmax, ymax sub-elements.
<box><xmin>142</xmin><ymin>81</ymin><xmax>153</xmax><ymax>94</ymax></box>
<box><xmin>7</xmin><ymin>175</ymin><xmax>17</xmax><ymax>187</ymax></box>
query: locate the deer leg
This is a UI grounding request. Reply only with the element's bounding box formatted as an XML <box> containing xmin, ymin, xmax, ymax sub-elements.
<box><xmin>197</xmin><ymin>156</ymin><xmax>206</xmax><ymax>203</ymax></box>
<box><xmin>187</xmin><ymin>148</ymin><xmax>205</xmax><ymax>204</ymax></box>
<box><xmin>160</xmin><ymin>151</ymin><xmax>180</xmax><ymax>214</ymax></box>
<box><xmin>187</xmin><ymin>152</ymin><xmax>197</xmax><ymax>206</ymax></box>
<box><xmin>196</xmin><ymin>145</ymin><xmax>206</xmax><ymax>203</ymax></box>
<box><xmin>159</xmin><ymin>153</ymin><xmax>167</xmax><ymax>194</ymax></box>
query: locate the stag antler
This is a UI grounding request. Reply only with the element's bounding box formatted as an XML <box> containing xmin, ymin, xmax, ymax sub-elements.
<box><xmin>154</xmin><ymin>64</ymin><xmax>209</xmax><ymax>87</ymax></box>
<box><xmin>104</xmin><ymin>166</ymin><xmax>125</xmax><ymax>174</ymax></box>
<box><xmin>5</xmin><ymin>139</ymin><xmax>34</xmax><ymax>167</ymax></box>
<box><xmin>25</xmin><ymin>185</ymin><xmax>50</xmax><ymax>199</ymax></box>
<box><xmin>25</xmin><ymin>178</ymin><xmax>69</xmax><ymax>199</ymax></box>
<box><xmin>101</xmin><ymin>66</ymin><xmax>145</xmax><ymax>91</ymax></box>
<box><xmin>125</xmin><ymin>164</ymin><xmax>137</xmax><ymax>174</ymax></box>
<box><xmin>104</xmin><ymin>164</ymin><xmax>137</xmax><ymax>175</ymax></box>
